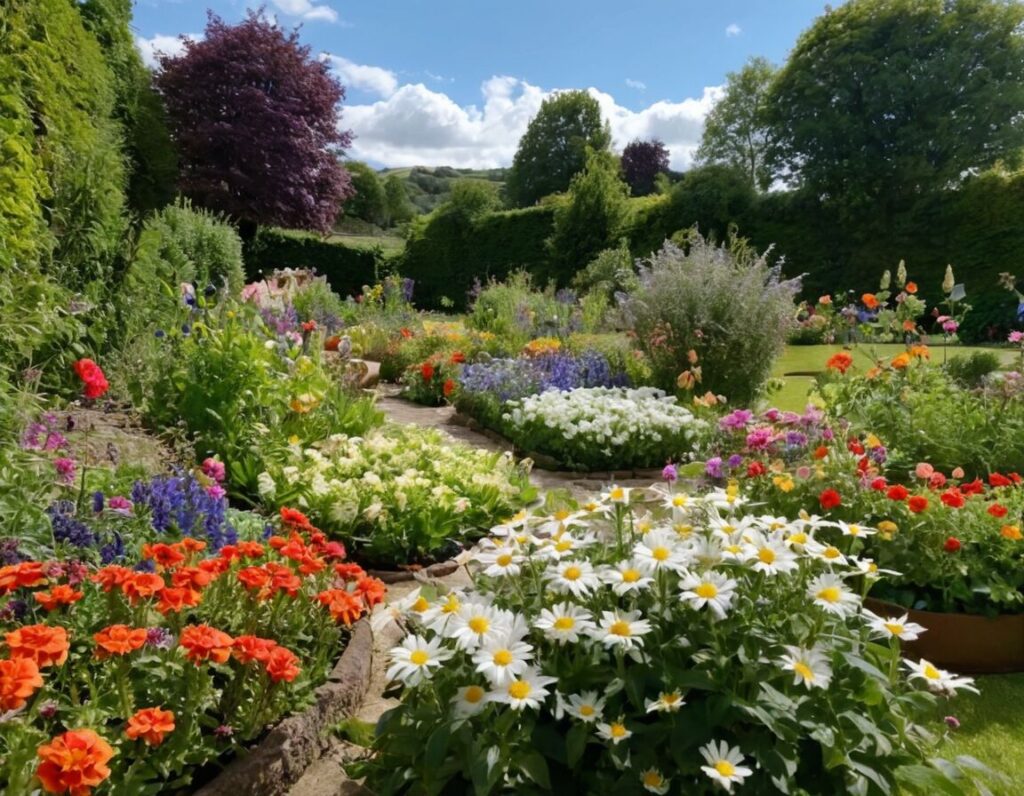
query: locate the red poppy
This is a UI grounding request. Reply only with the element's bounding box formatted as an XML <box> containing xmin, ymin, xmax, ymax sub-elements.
<box><xmin>886</xmin><ymin>485</ymin><xmax>909</xmax><ymax>501</ymax></box>
<box><xmin>940</xmin><ymin>490</ymin><xmax>965</xmax><ymax>509</ymax></box>
<box><xmin>443</xmin><ymin>378</ymin><xmax>456</xmax><ymax>397</ymax></box>
<box><xmin>72</xmin><ymin>359</ymin><xmax>110</xmax><ymax>400</ymax></box>
<box><xmin>420</xmin><ymin>362</ymin><xmax>435</xmax><ymax>382</ymax></box>
<box><xmin>988</xmin><ymin>503</ymin><xmax>1009</xmax><ymax>518</ymax></box>
<box><xmin>944</xmin><ymin>536</ymin><xmax>962</xmax><ymax>553</ymax></box>
<box><xmin>908</xmin><ymin>495</ymin><xmax>929</xmax><ymax>513</ymax></box>
<box><xmin>818</xmin><ymin>489</ymin><xmax>842</xmax><ymax>511</ymax></box>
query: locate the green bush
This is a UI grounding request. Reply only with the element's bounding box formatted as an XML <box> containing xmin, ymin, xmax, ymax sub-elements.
<box><xmin>623</xmin><ymin>233</ymin><xmax>800</xmax><ymax>404</ymax></box>
<box><xmin>944</xmin><ymin>350</ymin><xmax>1003</xmax><ymax>388</ymax></box>
<box><xmin>244</xmin><ymin>228</ymin><xmax>381</xmax><ymax>299</ymax></box>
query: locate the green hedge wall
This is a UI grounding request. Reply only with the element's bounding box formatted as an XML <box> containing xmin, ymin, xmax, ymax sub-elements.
<box><xmin>244</xmin><ymin>228</ymin><xmax>380</xmax><ymax>299</ymax></box>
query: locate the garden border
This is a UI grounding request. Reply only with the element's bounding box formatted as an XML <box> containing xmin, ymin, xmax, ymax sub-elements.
<box><xmin>193</xmin><ymin>619</ymin><xmax>374</xmax><ymax>796</ymax></box>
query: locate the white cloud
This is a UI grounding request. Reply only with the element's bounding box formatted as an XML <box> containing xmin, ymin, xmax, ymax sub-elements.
<box><xmin>725</xmin><ymin>23</ymin><xmax>742</xmax><ymax>37</ymax></box>
<box><xmin>325</xmin><ymin>55</ymin><xmax>398</xmax><ymax>98</ymax></box>
<box><xmin>270</xmin><ymin>0</ymin><xmax>339</xmax><ymax>23</ymax></box>
<box><xmin>625</xmin><ymin>78</ymin><xmax>647</xmax><ymax>91</ymax></box>
<box><xmin>344</xmin><ymin>76</ymin><xmax>722</xmax><ymax>170</ymax></box>
<box><xmin>135</xmin><ymin>33</ymin><xmax>200</xmax><ymax>68</ymax></box>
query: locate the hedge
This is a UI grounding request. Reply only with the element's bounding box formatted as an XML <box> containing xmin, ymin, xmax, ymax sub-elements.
<box><xmin>243</xmin><ymin>228</ymin><xmax>380</xmax><ymax>299</ymax></box>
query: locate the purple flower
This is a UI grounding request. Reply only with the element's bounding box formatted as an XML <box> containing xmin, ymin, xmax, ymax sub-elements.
<box><xmin>206</xmin><ymin>484</ymin><xmax>226</xmax><ymax>500</ymax></box>
<box><xmin>942</xmin><ymin>319</ymin><xmax>958</xmax><ymax>334</ymax></box>
<box><xmin>944</xmin><ymin>715</ymin><xmax>960</xmax><ymax>730</ymax></box>
<box><xmin>726</xmin><ymin>454</ymin><xmax>743</xmax><ymax>469</ymax></box>
<box><xmin>47</xmin><ymin>502</ymin><xmax>96</xmax><ymax>548</ymax></box>
<box><xmin>146</xmin><ymin>627</ymin><xmax>175</xmax><ymax>650</ymax></box>
<box><xmin>705</xmin><ymin>457</ymin><xmax>724</xmax><ymax>479</ymax></box>
<box><xmin>869</xmin><ymin>445</ymin><xmax>888</xmax><ymax>464</ymax></box>
<box><xmin>91</xmin><ymin>491</ymin><xmax>105</xmax><ymax>514</ymax></box>
<box><xmin>38</xmin><ymin>701</ymin><xmax>59</xmax><ymax>719</ymax></box>
<box><xmin>662</xmin><ymin>463</ymin><xmax>678</xmax><ymax>483</ymax></box>
<box><xmin>719</xmin><ymin>410</ymin><xmax>754</xmax><ymax>431</ymax></box>
<box><xmin>784</xmin><ymin>431</ymin><xmax>809</xmax><ymax>448</ymax></box>
<box><xmin>746</xmin><ymin>427</ymin><xmax>775</xmax><ymax>451</ymax></box>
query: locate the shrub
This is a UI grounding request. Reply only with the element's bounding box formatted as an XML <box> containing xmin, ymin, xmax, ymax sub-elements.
<box><xmin>571</xmin><ymin>239</ymin><xmax>637</xmax><ymax>302</ymax></box>
<box><xmin>944</xmin><ymin>350</ymin><xmax>1002</xmax><ymax>388</ymax></box>
<box><xmin>622</xmin><ymin>233</ymin><xmax>800</xmax><ymax>404</ymax></box>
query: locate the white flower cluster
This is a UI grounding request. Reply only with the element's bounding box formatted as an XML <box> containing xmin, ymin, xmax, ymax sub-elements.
<box><xmin>384</xmin><ymin>485</ymin><xmax>975</xmax><ymax>792</ymax></box>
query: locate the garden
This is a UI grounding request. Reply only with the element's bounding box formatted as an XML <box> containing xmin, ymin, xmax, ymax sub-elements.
<box><xmin>5</xmin><ymin>0</ymin><xmax>1024</xmax><ymax>793</ymax></box>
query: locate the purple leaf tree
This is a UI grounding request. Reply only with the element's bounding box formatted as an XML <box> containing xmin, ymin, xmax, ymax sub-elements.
<box><xmin>620</xmin><ymin>138</ymin><xmax>670</xmax><ymax>197</ymax></box>
<box><xmin>155</xmin><ymin>11</ymin><xmax>353</xmax><ymax>235</ymax></box>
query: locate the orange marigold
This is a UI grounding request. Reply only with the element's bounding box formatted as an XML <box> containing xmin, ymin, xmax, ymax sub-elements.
<box><xmin>265</xmin><ymin>646</ymin><xmax>301</xmax><ymax>683</ymax></box>
<box><xmin>141</xmin><ymin>543</ymin><xmax>185</xmax><ymax>570</ymax></box>
<box><xmin>825</xmin><ymin>351</ymin><xmax>853</xmax><ymax>374</ymax></box>
<box><xmin>861</xmin><ymin>293</ymin><xmax>880</xmax><ymax>310</ymax></box>
<box><xmin>355</xmin><ymin>577</ymin><xmax>386</xmax><ymax>608</ymax></box>
<box><xmin>890</xmin><ymin>352</ymin><xmax>911</xmax><ymax>370</ymax></box>
<box><xmin>170</xmin><ymin>566</ymin><xmax>216</xmax><ymax>591</ymax></box>
<box><xmin>179</xmin><ymin>624</ymin><xmax>233</xmax><ymax>665</ymax></box>
<box><xmin>125</xmin><ymin>707</ymin><xmax>175</xmax><ymax>746</ymax></box>
<box><xmin>0</xmin><ymin>656</ymin><xmax>44</xmax><ymax>710</ymax></box>
<box><xmin>6</xmin><ymin>624</ymin><xmax>69</xmax><ymax>668</ymax></box>
<box><xmin>93</xmin><ymin>625</ymin><xmax>148</xmax><ymax>657</ymax></box>
<box><xmin>317</xmin><ymin>589</ymin><xmax>365</xmax><ymax>625</ymax></box>
<box><xmin>34</xmin><ymin>584</ymin><xmax>84</xmax><ymax>611</ymax></box>
<box><xmin>90</xmin><ymin>565</ymin><xmax>133</xmax><ymax>592</ymax></box>
<box><xmin>232</xmin><ymin>635</ymin><xmax>278</xmax><ymax>664</ymax></box>
<box><xmin>36</xmin><ymin>729</ymin><xmax>114</xmax><ymax>795</ymax></box>
<box><xmin>0</xmin><ymin>561</ymin><xmax>47</xmax><ymax>594</ymax></box>
<box><xmin>122</xmin><ymin>572</ymin><xmax>165</xmax><ymax>604</ymax></box>
<box><xmin>156</xmin><ymin>587</ymin><xmax>202</xmax><ymax>615</ymax></box>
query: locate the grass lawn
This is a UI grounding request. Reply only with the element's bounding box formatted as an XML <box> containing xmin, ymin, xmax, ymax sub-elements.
<box><xmin>327</xmin><ymin>232</ymin><xmax>406</xmax><ymax>256</ymax></box>
<box><xmin>769</xmin><ymin>343</ymin><xmax>1018</xmax><ymax>412</ymax></box>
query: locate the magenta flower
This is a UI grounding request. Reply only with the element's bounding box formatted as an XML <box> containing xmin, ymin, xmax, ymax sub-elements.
<box><xmin>719</xmin><ymin>409</ymin><xmax>754</xmax><ymax>431</ymax></box>
<box><xmin>107</xmin><ymin>496</ymin><xmax>133</xmax><ymax>514</ymax></box>
<box><xmin>661</xmin><ymin>463</ymin><xmax>678</xmax><ymax>483</ymax></box>
<box><xmin>53</xmin><ymin>457</ymin><xmax>76</xmax><ymax>485</ymax></box>
<box><xmin>202</xmin><ymin>457</ymin><xmax>226</xmax><ymax>483</ymax></box>
<box><xmin>1009</xmin><ymin>330</ymin><xmax>1023</xmax><ymax>344</ymax></box>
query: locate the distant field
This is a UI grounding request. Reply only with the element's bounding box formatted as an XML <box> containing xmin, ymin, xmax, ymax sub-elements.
<box><xmin>327</xmin><ymin>233</ymin><xmax>405</xmax><ymax>256</ymax></box>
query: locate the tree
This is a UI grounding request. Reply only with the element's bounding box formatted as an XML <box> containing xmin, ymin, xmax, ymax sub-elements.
<box><xmin>154</xmin><ymin>11</ymin><xmax>353</xmax><ymax>236</ymax></box>
<box><xmin>666</xmin><ymin>165</ymin><xmax>756</xmax><ymax>241</ymax></box>
<box><xmin>621</xmin><ymin>139</ymin><xmax>670</xmax><ymax>196</ymax></box>
<box><xmin>547</xmin><ymin>148</ymin><xmax>629</xmax><ymax>277</ymax></box>
<box><xmin>767</xmin><ymin>0</ymin><xmax>1024</xmax><ymax>211</ymax></box>
<box><xmin>505</xmin><ymin>90</ymin><xmax>611</xmax><ymax>207</ymax></box>
<box><xmin>343</xmin><ymin>162</ymin><xmax>387</xmax><ymax>226</ymax></box>
<box><xmin>441</xmin><ymin>180</ymin><xmax>501</xmax><ymax>223</ymax></box>
<box><xmin>384</xmin><ymin>175</ymin><xmax>415</xmax><ymax>226</ymax></box>
<box><xmin>696</xmin><ymin>57</ymin><xmax>777</xmax><ymax>192</ymax></box>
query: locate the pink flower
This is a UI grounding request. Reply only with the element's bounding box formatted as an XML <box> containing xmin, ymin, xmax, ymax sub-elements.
<box><xmin>1010</xmin><ymin>331</ymin><xmax>1024</xmax><ymax>344</ymax></box>
<box><xmin>942</xmin><ymin>319</ymin><xmax>958</xmax><ymax>334</ymax></box>
<box><xmin>53</xmin><ymin>458</ymin><xmax>76</xmax><ymax>485</ymax></box>
<box><xmin>206</xmin><ymin>484</ymin><xmax>226</xmax><ymax>500</ymax></box>
<box><xmin>914</xmin><ymin>462</ymin><xmax>935</xmax><ymax>480</ymax></box>
<box><xmin>107</xmin><ymin>496</ymin><xmax>133</xmax><ymax>514</ymax></box>
<box><xmin>201</xmin><ymin>458</ymin><xmax>226</xmax><ymax>483</ymax></box>
<box><xmin>952</xmin><ymin>467</ymin><xmax>965</xmax><ymax>480</ymax></box>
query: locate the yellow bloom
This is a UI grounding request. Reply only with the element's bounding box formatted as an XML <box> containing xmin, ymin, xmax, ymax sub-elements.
<box><xmin>877</xmin><ymin>521</ymin><xmax>898</xmax><ymax>540</ymax></box>
<box><xmin>1001</xmin><ymin>525</ymin><xmax>1022</xmax><ymax>541</ymax></box>
<box><xmin>772</xmin><ymin>475</ymin><xmax>795</xmax><ymax>493</ymax></box>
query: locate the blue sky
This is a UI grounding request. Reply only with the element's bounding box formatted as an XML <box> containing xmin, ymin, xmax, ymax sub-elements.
<box><xmin>133</xmin><ymin>0</ymin><xmax>835</xmax><ymax>169</ymax></box>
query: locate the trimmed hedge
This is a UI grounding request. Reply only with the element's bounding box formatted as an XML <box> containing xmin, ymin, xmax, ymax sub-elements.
<box><xmin>244</xmin><ymin>228</ymin><xmax>380</xmax><ymax>299</ymax></box>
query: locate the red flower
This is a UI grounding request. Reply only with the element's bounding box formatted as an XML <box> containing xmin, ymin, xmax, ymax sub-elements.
<box><xmin>156</xmin><ymin>587</ymin><xmax>202</xmax><ymax>615</ymax></box>
<box><xmin>122</xmin><ymin>572</ymin><xmax>165</xmax><ymax>604</ymax></box>
<box><xmin>746</xmin><ymin>461</ymin><xmax>766</xmax><ymax>477</ymax></box>
<box><xmin>279</xmin><ymin>507</ymin><xmax>313</xmax><ymax>530</ymax></box>
<box><xmin>265</xmin><ymin>646</ymin><xmax>301</xmax><ymax>683</ymax></box>
<box><xmin>869</xmin><ymin>477</ymin><xmax>888</xmax><ymax>491</ymax></box>
<box><xmin>961</xmin><ymin>478</ymin><xmax>985</xmax><ymax>496</ymax></box>
<box><xmin>399</xmin><ymin>327</ymin><xmax>413</xmax><ymax>339</ymax></box>
<box><xmin>813</xmin><ymin>445</ymin><xmax>829</xmax><ymax>460</ymax></box>
<box><xmin>72</xmin><ymin>359</ymin><xmax>110</xmax><ymax>400</ymax></box>
<box><xmin>420</xmin><ymin>362</ymin><xmax>435</xmax><ymax>382</ymax></box>
<box><xmin>301</xmin><ymin>320</ymin><xmax>317</xmax><ymax>333</ymax></box>
<box><xmin>944</xmin><ymin>536</ymin><xmax>962</xmax><ymax>553</ymax></box>
<box><xmin>990</xmin><ymin>472</ymin><xmax>1013</xmax><ymax>487</ymax></box>
<box><xmin>449</xmin><ymin>351</ymin><xmax>466</xmax><ymax>364</ymax></box>
<box><xmin>825</xmin><ymin>352</ymin><xmax>853</xmax><ymax>374</ymax></box>
<box><xmin>818</xmin><ymin>489</ymin><xmax>841</xmax><ymax>511</ymax></box>
<box><xmin>940</xmin><ymin>489</ymin><xmax>965</xmax><ymax>509</ymax></box>
<box><xmin>125</xmin><ymin>707</ymin><xmax>175</xmax><ymax>746</ymax></box>
<box><xmin>908</xmin><ymin>495</ymin><xmax>929</xmax><ymax>513</ymax></box>
<box><xmin>36</xmin><ymin>729</ymin><xmax>114</xmax><ymax>795</ymax></box>
<box><xmin>443</xmin><ymin>378</ymin><xmax>456</xmax><ymax>397</ymax></box>
<box><xmin>232</xmin><ymin>635</ymin><xmax>278</xmax><ymax>664</ymax></box>
<box><xmin>988</xmin><ymin>503</ymin><xmax>1009</xmax><ymax>518</ymax></box>
<box><xmin>885</xmin><ymin>485</ymin><xmax>909</xmax><ymax>501</ymax></box>
<box><xmin>847</xmin><ymin>439</ymin><xmax>865</xmax><ymax>455</ymax></box>
<box><xmin>334</xmin><ymin>562</ymin><xmax>366</xmax><ymax>581</ymax></box>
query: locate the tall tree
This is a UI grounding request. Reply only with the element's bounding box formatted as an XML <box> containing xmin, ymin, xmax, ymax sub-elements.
<box><xmin>621</xmin><ymin>139</ymin><xmax>670</xmax><ymax>196</ymax></box>
<box><xmin>767</xmin><ymin>0</ymin><xmax>1024</xmax><ymax>211</ymax></box>
<box><xmin>155</xmin><ymin>11</ymin><xmax>353</xmax><ymax>236</ymax></box>
<box><xmin>383</xmin><ymin>174</ymin><xmax>415</xmax><ymax>226</ymax></box>
<box><xmin>505</xmin><ymin>90</ymin><xmax>611</xmax><ymax>207</ymax></box>
<box><xmin>696</xmin><ymin>57</ymin><xmax>777</xmax><ymax>192</ymax></box>
<box><xmin>343</xmin><ymin>161</ymin><xmax>387</xmax><ymax>227</ymax></box>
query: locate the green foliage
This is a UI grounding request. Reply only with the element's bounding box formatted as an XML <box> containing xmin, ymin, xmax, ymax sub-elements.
<box><xmin>1</xmin><ymin>0</ymin><xmax>129</xmax><ymax>290</ymax></box>
<box><xmin>664</xmin><ymin>165</ymin><xmax>756</xmax><ymax>244</ymax></box>
<box><xmin>343</xmin><ymin>161</ymin><xmax>388</xmax><ymax>227</ymax></box>
<box><xmin>943</xmin><ymin>351</ymin><xmax>1002</xmax><ymax>389</ymax></box>
<box><xmin>505</xmin><ymin>90</ymin><xmax>611</xmax><ymax>207</ymax></box>
<box><xmin>244</xmin><ymin>228</ymin><xmax>382</xmax><ymax>299</ymax></box>
<box><xmin>572</xmin><ymin>239</ymin><xmax>636</xmax><ymax>302</ymax></box>
<box><xmin>547</xmin><ymin>149</ymin><xmax>630</xmax><ymax>280</ymax></box>
<box><xmin>696</xmin><ymin>56</ymin><xmax>777</xmax><ymax>191</ymax></box>
<box><xmin>383</xmin><ymin>174</ymin><xmax>415</xmax><ymax>225</ymax></box>
<box><xmin>623</xmin><ymin>233</ymin><xmax>800</xmax><ymax>404</ymax></box>
<box><xmin>386</xmin><ymin>166</ymin><xmax>508</xmax><ymax>215</ymax></box>
<box><xmin>443</xmin><ymin>179</ymin><xmax>502</xmax><ymax>222</ymax></box>
<box><xmin>767</xmin><ymin>0</ymin><xmax>1024</xmax><ymax>212</ymax></box>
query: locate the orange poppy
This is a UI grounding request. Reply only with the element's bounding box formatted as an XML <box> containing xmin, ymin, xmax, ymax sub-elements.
<box><xmin>93</xmin><ymin>625</ymin><xmax>148</xmax><ymax>657</ymax></box>
<box><xmin>317</xmin><ymin>589</ymin><xmax>365</xmax><ymax>625</ymax></box>
<box><xmin>265</xmin><ymin>646</ymin><xmax>301</xmax><ymax>683</ymax></box>
<box><xmin>122</xmin><ymin>572</ymin><xmax>165</xmax><ymax>604</ymax></box>
<box><xmin>890</xmin><ymin>352</ymin><xmax>911</xmax><ymax>370</ymax></box>
<box><xmin>141</xmin><ymin>543</ymin><xmax>186</xmax><ymax>570</ymax></box>
<box><xmin>264</xmin><ymin>563</ymin><xmax>301</xmax><ymax>598</ymax></box>
<box><xmin>333</xmin><ymin>563</ymin><xmax>367</xmax><ymax>581</ymax></box>
<box><xmin>156</xmin><ymin>587</ymin><xmax>202</xmax><ymax>615</ymax></box>
<box><xmin>90</xmin><ymin>565</ymin><xmax>133</xmax><ymax>592</ymax></box>
<box><xmin>34</xmin><ymin>584</ymin><xmax>84</xmax><ymax>611</ymax></box>
<box><xmin>179</xmin><ymin>625</ymin><xmax>233</xmax><ymax>665</ymax></box>
<box><xmin>170</xmin><ymin>566</ymin><xmax>216</xmax><ymax>591</ymax></box>
<box><xmin>355</xmin><ymin>577</ymin><xmax>387</xmax><ymax>608</ymax></box>
<box><xmin>861</xmin><ymin>293</ymin><xmax>880</xmax><ymax>310</ymax></box>
<box><xmin>232</xmin><ymin>635</ymin><xmax>278</xmax><ymax>664</ymax></box>
<box><xmin>905</xmin><ymin>281</ymin><xmax>918</xmax><ymax>294</ymax></box>
<box><xmin>237</xmin><ymin>542</ymin><xmax>265</xmax><ymax>559</ymax></box>
<box><xmin>125</xmin><ymin>707</ymin><xmax>175</xmax><ymax>746</ymax></box>
<box><xmin>825</xmin><ymin>352</ymin><xmax>853</xmax><ymax>374</ymax></box>
<box><xmin>279</xmin><ymin>507</ymin><xmax>312</xmax><ymax>530</ymax></box>
<box><xmin>179</xmin><ymin>538</ymin><xmax>207</xmax><ymax>555</ymax></box>
<box><xmin>237</xmin><ymin>566</ymin><xmax>271</xmax><ymax>592</ymax></box>
<box><xmin>6</xmin><ymin>624</ymin><xmax>69</xmax><ymax>668</ymax></box>
<box><xmin>0</xmin><ymin>656</ymin><xmax>44</xmax><ymax>710</ymax></box>
<box><xmin>36</xmin><ymin>729</ymin><xmax>114</xmax><ymax>795</ymax></box>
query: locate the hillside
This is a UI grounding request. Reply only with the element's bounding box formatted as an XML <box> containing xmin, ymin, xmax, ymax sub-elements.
<box><xmin>380</xmin><ymin>165</ymin><xmax>508</xmax><ymax>214</ymax></box>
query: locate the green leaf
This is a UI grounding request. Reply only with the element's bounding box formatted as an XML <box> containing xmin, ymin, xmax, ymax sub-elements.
<box><xmin>519</xmin><ymin>750</ymin><xmax>552</xmax><ymax>789</ymax></box>
<box><xmin>424</xmin><ymin>724</ymin><xmax>451</xmax><ymax>770</ymax></box>
<box><xmin>896</xmin><ymin>764</ymin><xmax>966</xmax><ymax>796</ymax></box>
<box><xmin>566</xmin><ymin>722</ymin><xmax>588</xmax><ymax>767</ymax></box>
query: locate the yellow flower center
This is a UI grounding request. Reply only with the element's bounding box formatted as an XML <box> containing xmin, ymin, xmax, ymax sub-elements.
<box><xmin>442</xmin><ymin>596</ymin><xmax>461</xmax><ymax>614</ymax></box>
<box><xmin>884</xmin><ymin>622</ymin><xmax>904</xmax><ymax>636</ymax></box>
<box><xmin>554</xmin><ymin>510</ymin><xmax>571</xmax><ymax>521</ymax></box>
<box><xmin>464</xmin><ymin>685</ymin><xmax>485</xmax><ymax>704</ymax></box>
<box><xmin>714</xmin><ymin>760</ymin><xmax>736</xmax><ymax>777</ymax></box>
<box><xmin>554</xmin><ymin>616</ymin><xmax>576</xmax><ymax>631</ymax></box>
<box><xmin>609</xmin><ymin>723</ymin><xmax>627</xmax><ymax>738</ymax></box>
<box><xmin>563</xmin><ymin>566</ymin><xmax>581</xmax><ymax>581</ymax></box>
<box><xmin>726</xmin><ymin>544</ymin><xmax>742</xmax><ymax>554</ymax></box>
<box><xmin>661</xmin><ymin>692</ymin><xmax>681</xmax><ymax>705</ymax></box>
<box><xmin>579</xmin><ymin>704</ymin><xmax>595</xmax><ymax>717</ymax></box>
<box><xmin>508</xmin><ymin>681</ymin><xmax>531</xmax><ymax>700</ymax></box>
<box><xmin>609</xmin><ymin>620</ymin><xmax>632</xmax><ymax>637</ymax></box>
<box><xmin>823</xmin><ymin>546</ymin><xmax>841</xmax><ymax>560</ymax></box>
<box><xmin>672</xmin><ymin>495</ymin><xmax>687</xmax><ymax>507</ymax></box>
<box><xmin>788</xmin><ymin>532</ymin><xmax>807</xmax><ymax>545</ymax></box>
<box><xmin>411</xmin><ymin>597</ymin><xmax>429</xmax><ymax>613</ymax></box>
<box><xmin>642</xmin><ymin>771</ymin><xmax>664</xmax><ymax>786</ymax></box>
<box><xmin>758</xmin><ymin>547</ymin><xmax>776</xmax><ymax>564</ymax></box>
<box><xmin>468</xmin><ymin>617</ymin><xmax>490</xmax><ymax>634</ymax></box>
<box><xmin>409</xmin><ymin>650</ymin><xmax>429</xmax><ymax>666</ymax></box>
<box><xmin>622</xmin><ymin>568</ymin><xmax>641</xmax><ymax>583</ymax></box>
<box><xmin>492</xmin><ymin>649</ymin><xmax>513</xmax><ymax>666</ymax></box>
<box><xmin>923</xmin><ymin>663</ymin><xmax>941</xmax><ymax>680</ymax></box>
<box><xmin>555</xmin><ymin>539</ymin><xmax>573</xmax><ymax>552</ymax></box>
<box><xmin>610</xmin><ymin>488</ymin><xmax>625</xmax><ymax>501</ymax></box>
<box><xmin>496</xmin><ymin>553</ymin><xmax>513</xmax><ymax>567</ymax></box>
<box><xmin>651</xmin><ymin>546</ymin><xmax>670</xmax><ymax>562</ymax></box>
<box><xmin>793</xmin><ymin>661</ymin><xmax>814</xmax><ymax>681</ymax></box>
<box><xmin>674</xmin><ymin>523</ymin><xmax>693</xmax><ymax>537</ymax></box>
<box><xmin>817</xmin><ymin>586</ymin><xmax>841</xmax><ymax>603</ymax></box>
<box><xmin>849</xmin><ymin>525</ymin><xmax>861</xmax><ymax>536</ymax></box>
<box><xmin>695</xmin><ymin>582</ymin><xmax>718</xmax><ymax>599</ymax></box>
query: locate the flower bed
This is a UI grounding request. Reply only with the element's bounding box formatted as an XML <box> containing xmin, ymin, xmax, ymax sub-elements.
<box><xmin>363</xmin><ymin>487</ymin><xmax>979</xmax><ymax>794</ymax></box>
<box><xmin>0</xmin><ymin>501</ymin><xmax>384</xmax><ymax>794</ymax></box>
<box><xmin>501</xmin><ymin>387</ymin><xmax>705</xmax><ymax>471</ymax></box>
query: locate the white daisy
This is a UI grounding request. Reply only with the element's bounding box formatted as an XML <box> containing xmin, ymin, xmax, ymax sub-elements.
<box><xmin>534</xmin><ymin>603</ymin><xmax>595</xmax><ymax>644</ymax></box>
<box><xmin>596</xmin><ymin>719</ymin><xmax>632</xmax><ymax>745</ymax></box>
<box><xmin>602</xmin><ymin>485</ymin><xmax>633</xmax><ymax>505</ymax></box>
<box><xmin>592</xmin><ymin>609</ymin><xmax>654</xmax><ymax>651</ymax></box>
<box><xmin>806</xmin><ymin>540</ymin><xmax>849</xmax><ymax>567</ymax></box>
<box><xmin>634</xmin><ymin>530</ymin><xmax>688</xmax><ymax>574</ymax></box>
<box><xmin>473</xmin><ymin>547</ymin><xmax>524</xmax><ymax>578</ymax></box>
<box><xmin>645</xmin><ymin>690</ymin><xmax>685</xmax><ymax>713</ymax></box>
<box><xmin>602</xmin><ymin>559</ymin><xmax>655</xmax><ymax>595</ymax></box>
<box><xmin>807</xmin><ymin>573</ymin><xmax>860</xmax><ymax>616</ymax></box>
<box><xmin>863</xmin><ymin>611</ymin><xmax>927</xmax><ymax>642</ymax></box>
<box><xmin>472</xmin><ymin>634</ymin><xmax>534</xmax><ymax>686</ymax></box>
<box><xmin>640</xmin><ymin>768</ymin><xmax>670</xmax><ymax>794</ymax></box>
<box><xmin>904</xmin><ymin>658</ymin><xmax>978</xmax><ymax>696</ymax></box>
<box><xmin>420</xmin><ymin>592</ymin><xmax>464</xmax><ymax>634</ymax></box>
<box><xmin>490</xmin><ymin>668</ymin><xmax>558</xmax><ymax>710</ymax></box>
<box><xmin>699</xmin><ymin>740</ymin><xmax>753</xmax><ymax>792</ymax></box>
<box><xmin>451</xmin><ymin>684</ymin><xmax>489</xmax><ymax>718</ymax></box>
<box><xmin>779</xmin><ymin>645</ymin><xmax>833</xmax><ymax>689</ymax></box>
<box><xmin>537</xmin><ymin>531</ymin><xmax>596</xmax><ymax>561</ymax></box>
<box><xmin>544</xmin><ymin>559</ymin><xmax>601</xmax><ymax>597</ymax></box>
<box><xmin>687</xmin><ymin>535</ymin><xmax>725</xmax><ymax>568</ymax></box>
<box><xmin>836</xmin><ymin>520</ymin><xmax>876</xmax><ymax>539</ymax></box>
<box><xmin>679</xmin><ymin>571</ymin><xmax>738</xmax><ymax>619</ymax></box>
<box><xmin>744</xmin><ymin>535</ymin><xmax>798</xmax><ymax>576</ymax></box>
<box><xmin>446</xmin><ymin>603</ymin><xmax>510</xmax><ymax>651</ymax></box>
<box><xmin>563</xmin><ymin>690</ymin><xmax>605</xmax><ymax>723</ymax></box>
<box><xmin>386</xmin><ymin>635</ymin><xmax>454</xmax><ymax>686</ymax></box>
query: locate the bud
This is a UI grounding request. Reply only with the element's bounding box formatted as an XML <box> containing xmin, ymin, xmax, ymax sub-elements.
<box><xmin>896</xmin><ymin>259</ymin><xmax>907</xmax><ymax>287</ymax></box>
<box><xmin>879</xmin><ymin>270</ymin><xmax>891</xmax><ymax>291</ymax></box>
<box><xmin>942</xmin><ymin>265</ymin><xmax>955</xmax><ymax>294</ymax></box>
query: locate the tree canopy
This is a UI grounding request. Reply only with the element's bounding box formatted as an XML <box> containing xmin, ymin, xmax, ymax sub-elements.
<box><xmin>621</xmin><ymin>139</ymin><xmax>670</xmax><ymax>197</ymax></box>
<box><xmin>505</xmin><ymin>90</ymin><xmax>611</xmax><ymax>207</ymax></box>
<box><xmin>155</xmin><ymin>11</ymin><xmax>353</xmax><ymax>234</ymax></box>
<box><xmin>766</xmin><ymin>0</ymin><xmax>1024</xmax><ymax>210</ymax></box>
<box><xmin>343</xmin><ymin>161</ymin><xmax>387</xmax><ymax>227</ymax></box>
<box><xmin>696</xmin><ymin>57</ymin><xmax>777</xmax><ymax>192</ymax></box>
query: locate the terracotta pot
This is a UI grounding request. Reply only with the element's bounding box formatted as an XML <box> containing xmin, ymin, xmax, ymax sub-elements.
<box><xmin>865</xmin><ymin>597</ymin><xmax>1024</xmax><ymax>674</ymax></box>
<box><xmin>324</xmin><ymin>335</ymin><xmax>341</xmax><ymax>352</ymax></box>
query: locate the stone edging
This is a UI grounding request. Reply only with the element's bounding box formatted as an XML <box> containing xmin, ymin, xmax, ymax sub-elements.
<box><xmin>367</xmin><ymin>559</ymin><xmax>460</xmax><ymax>584</ymax></box>
<box><xmin>194</xmin><ymin>619</ymin><xmax>374</xmax><ymax>796</ymax></box>
<box><xmin>449</xmin><ymin>410</ymin><xmax>665</xmax><ymax>481</ymax></box>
